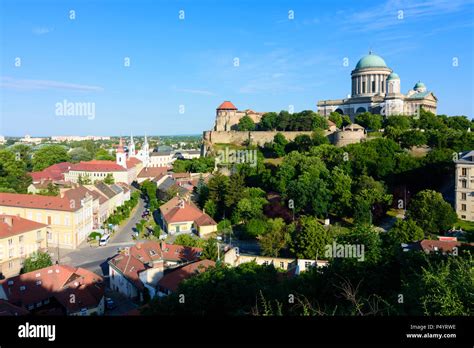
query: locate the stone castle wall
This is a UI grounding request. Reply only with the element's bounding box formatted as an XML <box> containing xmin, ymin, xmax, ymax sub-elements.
<box><xmin>203</xmin><ymin>130</ymin><xmax>335</xmax><ymax>147</ymax></box>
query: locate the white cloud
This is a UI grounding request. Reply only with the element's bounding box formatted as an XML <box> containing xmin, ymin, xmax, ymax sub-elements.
<box><xmin>0</xmin><ymin>76</ymin><xmax>103</xmax><ymax>92</ymax></box>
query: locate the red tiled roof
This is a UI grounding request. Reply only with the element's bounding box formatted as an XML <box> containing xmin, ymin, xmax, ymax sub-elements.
<box><xmin>217</xmin><ymin>101</ymin><xmax>237</xmax><ymax>110</ymax></box>
<box><xmin>69</xmin><ymin>160</ymin><xmax>126</xmax><ymax>172</ymax></box>
<box><xmin>0</xmin><ymin>265</ymin><xmax>104</xmax><ymax>313</ymax></box>
<box><xmin>160</xmin><ymin>242</ymin><xmax>202</xmax><ymax>262</ymax></box>
<box><xmin>0</xmin><ymin>192</ymin><xmax>80</xmax><ymax>212</ymax></box>
<box><xmin>0</xmin><ymin>215</ymin><xmax>47</xmax><ymax>239</ymax></box>
<box><xmin>194</xmin><ymin>213</ymin><xmax>217</xmax><ymax>226</ymax></box>
<box><xmin>109</xmin><ymin>241</ymin><xmax>201</xmax><ymax>290</ymax></box>
<box><xmin>138</xmin><ymin>166</ymin><xmax>169</xmax><ymax>178</ymax></box>
<box><xmin>126</xmin><ymin>157</ymin><xmax>142</xmax><ymax>168</ymax></box>
<box><xmin>0</xmin><ymin>300</ymin><xmax>29</xmax><ymax>316</ymax></box>
<box><xmin>418</xmin><ymin>240</ymin><xmax>460</xmax><ymax>253</ymax></box>
<box><xmin>30</xmin><ymin>162</ymin><xmax>73</xmax><ymax>183</ymax></box>
<box><xmin>158</xmin><ymin>260</ymin><xmax>215</xmax><ymax>292</ymax></box>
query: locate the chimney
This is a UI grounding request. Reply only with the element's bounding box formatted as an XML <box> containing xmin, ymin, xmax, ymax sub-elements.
<box><xmin>1</xmin><ymin>216</ymin><xmax>13</xmax><ymax>227</ymax></box>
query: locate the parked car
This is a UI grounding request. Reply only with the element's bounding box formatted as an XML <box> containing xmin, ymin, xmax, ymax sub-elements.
<box><xmin>99</xmin><ymin>234</ymin><xmax>110</xmax><ymax>246</ymax></box>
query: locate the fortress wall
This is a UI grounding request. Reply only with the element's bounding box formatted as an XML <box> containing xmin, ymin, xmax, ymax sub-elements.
<box><xmin>203</xmin><ymin>130</ymin><xmax>335</xmax><ymax>147</ymax></box>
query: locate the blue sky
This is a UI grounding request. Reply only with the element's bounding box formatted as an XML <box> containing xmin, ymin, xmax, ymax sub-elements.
<box><xmin>0</xmin><ymin>0</ymin><xmax>473</xmax><ymax>136</ymax></box>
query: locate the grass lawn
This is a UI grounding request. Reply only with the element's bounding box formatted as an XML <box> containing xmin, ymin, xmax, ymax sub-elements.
<box><xmin>454</xmin><ymin>219</ymin><xmax>474</xmax><ymax>233</ymax></box>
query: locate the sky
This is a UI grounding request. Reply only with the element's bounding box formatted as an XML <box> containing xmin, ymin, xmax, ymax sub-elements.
<box><xmin>0</xmin><ymin>0</ymin><xmax>473</xmax><ymax>136</ymax></box>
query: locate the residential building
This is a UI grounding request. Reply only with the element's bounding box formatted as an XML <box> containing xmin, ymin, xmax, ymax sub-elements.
<box><xmin>30</xmin><ymin>162</ymin><xmax>73</xmax><ymax>183</ymax></box>
<box><xmin>455</xmin><ymin>150</ymin><xmax>474</xmax><ymax>221</ymax></box>
<box><xmin>0</xmin><ymin>264</ymin><xmax>105</xmax><ymax>316</ymax></box>
<box><xmin>0</xmin><ymin>192</ymin><xmax>93</xmax><ymax>249</ymax></box>
<box><xmin>159</xmin><ymin>196</ymin><xmax>217</xmax><ymax>237</ymax></box>
<box><xmin>136</xmin><ymin>166</ymin><xmax>170</xmax><ymax>184</ymax></box>
<box><xmin>0</xmin><ymin>215</ymin><xmax>49</xmax><ymax>278</ymax></box>
<box><xmin>157</xmin><ymin>260</ymin><xmax>215</xmax><ymax>296</ymax></box>
<box><xmin>149</xmin><ymin>151</ymin><xmax>174</xmax><ymax>167</ymax></box>
<box><xmin>223</xmin><ymin>247</ymin><xmax>328</xmax><ymax>274</ymax></box>
<box><xmin>109</xmin><ymin>241</ymin><xmax>202</xmax><ymax>300</ymax></box>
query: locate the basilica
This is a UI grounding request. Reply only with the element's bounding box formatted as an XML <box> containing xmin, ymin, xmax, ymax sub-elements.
<box><xmin>317</xmin><ymin>51</ymin><xmax>437</xmax><ymax>118</ymax></box>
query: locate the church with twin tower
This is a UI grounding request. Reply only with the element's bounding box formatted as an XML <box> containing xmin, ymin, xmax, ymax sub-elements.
<box><xmin>317</xmin><ymin>51</ymin><xmax>438</xmax><ymax>118</ymax></box>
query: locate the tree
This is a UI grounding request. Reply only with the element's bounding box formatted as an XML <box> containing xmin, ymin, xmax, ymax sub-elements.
<box><xmin>312</xmin><ymin>113</ymin><xmax>328</xmax><ymax>130</ymax></box>
<box><xmin>203</xmin><ymin>200</ymin><xmax>217</xmax><ymax>219</ymax></box>
<box><xmin>388</xmin><ymin>219</ymin><xmax>424</xmax><ymax>244</ymax></box>
<box><xmin>0</xmin><ymin>149</ymin><xmax>31</xmax><ymax>193</ymax></box>
<box><xmin>272</xmin><ymin>133</ymin><xmax>288</xmax><ymax>157</ymax></box>
<box><xmin>354</xmin><ymin>112</ymin><xmax>383</xmax><ymax>131</ymax></box>
<box><xmin>311</xmin><ymin>129</ymin><xmax>329</xmax><ymax>146</ymax></box>
<box><xmin>201</xmin><ymin>238</ymin><xmax>218</xmax><ymax>261</ymax></box>
<box><xmin>399</xmin><ymin>130</ymin><xmax>427</xmax><ymax>148</ymax></box>
<box><xmin>259</xmin><ymin>112</ymin><xmax>278</xmax><ymax>130</ymax></box>
<box><xmin>174</xmin><ymin>234</ymin><xmax>203</xmax><ymax>248</ymax></box>
<box><xmin>104</xmin><ymin>173</ymin><xmax>115</xmax><ymax>184</ymax></box>
<box><xmin>329</xmin><ymin>112</ymin><xmax>343</xmax><ymax>128</ymax></box>
<box><xmin>32</xmin><ymin>145</ymin><xmax>70</xmax><ymax>171</ymax></box>
<box><xmin>328</xmin><ymin>166</ymin><xmax>352</xmax><ymax>217</ymax></box>
<box><xmin>38</xmin><ymin>183</ymin><xmax>60</xmax><ymax>196</ymax></box>
<box><xmin>95</xmin><ymin>148</ymin><xmax>115</xmax><ymax>161</ymax></box>
<box><xmin>384</xmin><ymin>115</ymin><xmax>412</xmax><ymax>130</ymax></box>
<box><xmin>238</xmin><ymin>115</ymin><xmax>256</xmax><ymax>131</ymax></box>
<box><xmin>342</xmin><ymin>115</ymin><xmax>352</xmax><ymax>127</ymax></box>
<box><xmin>207</xmin><ymin>174</ymin><xmax>230</xmax><ymax>219</ymax></box>
<box><xmin>21</xmin><ymin>251</ymin><xmax>52</xmax><ymax>273</ymax></box>
<box><xmin>69</xmin><ymin>147</ymin><xmax>93</xmax><ymax>162</ymax></box>
<box><xmin>244</xmin><ymin>218</ymin><xmax>268</xmax><ymax>238</ymax></box>
<box><xmin>407</xmin><ymin>190</ymin><xmax>457</xmax><ymax>234</ymax></box>
<box><xmin>195</xmin><ymin>175</ymin><xmax>209</xmax><ymax>209</ymax></box>
<box><xmin>258</xmin><ymin>218</ymin><xmax>290</xmax><ymax>257</ymax></box>
<box><xmin>290</xmin><ymin>216</ymin><xmax>332</xmax><ymax>259</ymax></box>
<box><xmin>78</xmin><ymin>174</ymin><xmax>91</xmax><ymax>185</ymax></box>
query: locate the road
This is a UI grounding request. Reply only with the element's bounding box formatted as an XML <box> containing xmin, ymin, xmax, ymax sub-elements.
<box><xmin>52</xmin><ymin>197</ymin><xmax>146</xmax><ymax>277</ymax></box>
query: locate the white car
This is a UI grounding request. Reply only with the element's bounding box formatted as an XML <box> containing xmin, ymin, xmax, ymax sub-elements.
<box><xmin>99</xmin><ymin>234</ymin><xmax>110</xmax><ymax>246</ymax></box>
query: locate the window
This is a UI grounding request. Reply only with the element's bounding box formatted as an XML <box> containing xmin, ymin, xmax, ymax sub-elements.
<box><xmin>462</xmin><ymin>193</ymin><xmax>467</xmax><ymax>200</ymax></box>
<box><xmin>462</xmin><ymin>204</ymin><xmax>467</xmax><ymax>211</ymax></box>
<box><xmin>362</xmin><ymin>81</ymin><xmax>366</xmax><ymax>93</ymax></box>
<box><xmin>381</xmin><ymin>81</ymin><xmax>384</xmax><ymax>93</ymax></box>
<box><xmin>47</xmin><ymin>232</ymin><xmax>52</xmax><ymax>241</ymax></box>
<box><xmin>462</xmin><ymin>215</ymin><xmax>466</xmax><ymax>219</ymax></box>
<box><xmin>19</xmin><ymin>285</ymin><xmax>26</xmax><ymax>291</ymax></box>
<box><xmin>305</xmin><ymin>261</ymin><xmax>312</xmax><ymax>268</ymax></box>
<box><xmin>36</xmin><ymin>280</ymin><xmax>42</xmax><ymax>286</ymax></box>
<box><xmin>462</xmin><ymin>180</ymin><xmax>467</xmax><ymax>188</ymax></box>
<box><xmin>280</xmin><ymin>262</ymin><xmax>284</xmax><ymax>268</ymax></box>
<box><xmin>462</xmin><ymin>168</ymin><xmax>468</xmax><ymax>176</ymax></box>
<box><xmin>371</xmin><ymin>80</ymin><xmax>375</xmax><ymax>92</ymax></box>
<box><xmin>19</xmin><ymin>236</ymin><xmax>23</xmax><ymax>243</ymax></box>
<box><xmin>9</xmin><ymin>249</ymin><xmax>14</xmax><ymax>258</ymax></box>
<box><xmin>37</xmin><ymin>231</ymin><xmax>42</xmax><ymax>240</ymax></box>
<box><xmin>8</xmin><ymin>239</ymin><xmax>12</xmax><ymax>246</ymax></box>
<box><xmin>8</xmin><ymin>261</ymin><xmax>13</xmax><ymax>269</ymax></box>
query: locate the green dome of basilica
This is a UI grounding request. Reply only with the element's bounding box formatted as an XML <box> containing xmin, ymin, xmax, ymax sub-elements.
<box><xmin>387</xmin><ymin>72</ymin><xmax>400</xmax><ymax>80</ymax></box>
<box><xmin>355</xmin><ymin>52</ymin><xmax>388</xmax><ymax>70</ymax></box>
<box><xmin>414</xmin><ymin>81</ymin><xmax>426</xmax><ymax>89</ymax></box>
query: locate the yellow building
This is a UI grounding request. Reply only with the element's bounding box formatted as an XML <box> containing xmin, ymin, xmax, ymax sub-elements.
<box><xmin>0</xmin><ymin>192</ymin><xmax>93</xmax><ymax>250</ymax></box>
<box><xmin>0</xmin><ymin>215</ymin><xmax>49</xmax><ymax>278</ymax></box>
<box><xmin>159</xmin><ymin>197</ymin><xmax>217</xmax><ymax>237</ymax></box>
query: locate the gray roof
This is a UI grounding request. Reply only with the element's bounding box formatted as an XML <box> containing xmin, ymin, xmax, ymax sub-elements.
<box><xmin>157</xmin><ymin>177</ymin><xmax>176</xmax><ymax>192</ymax></box>
<box><xmin>94</xmin><ymin>182</ymin><xmax>118</xmax><ymax>198</ymax></box>
<box><xmin>151</xmin><ymin>151</ymin><xmax>171</xmax><ymax>156</ymax></box>
<box><xmin>456</xmin><ymin>150</ymin><xmax>474</xmax><ymax>164</ymax></box>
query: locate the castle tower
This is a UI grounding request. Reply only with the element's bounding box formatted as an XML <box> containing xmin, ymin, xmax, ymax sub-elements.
<box><xmin>116</xmin><ymin>137</ymin><xmax>127</xmax><ymax>168</ymax></box>
<box><xmin>215</xmin><ymin>101</ymin><xmax>238</xmax><ymax>131</ymax></box>
<box><xmin>129</xmin><ymin>133</ymin><xmax>136</xmax><ymax>158</ymax></box>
